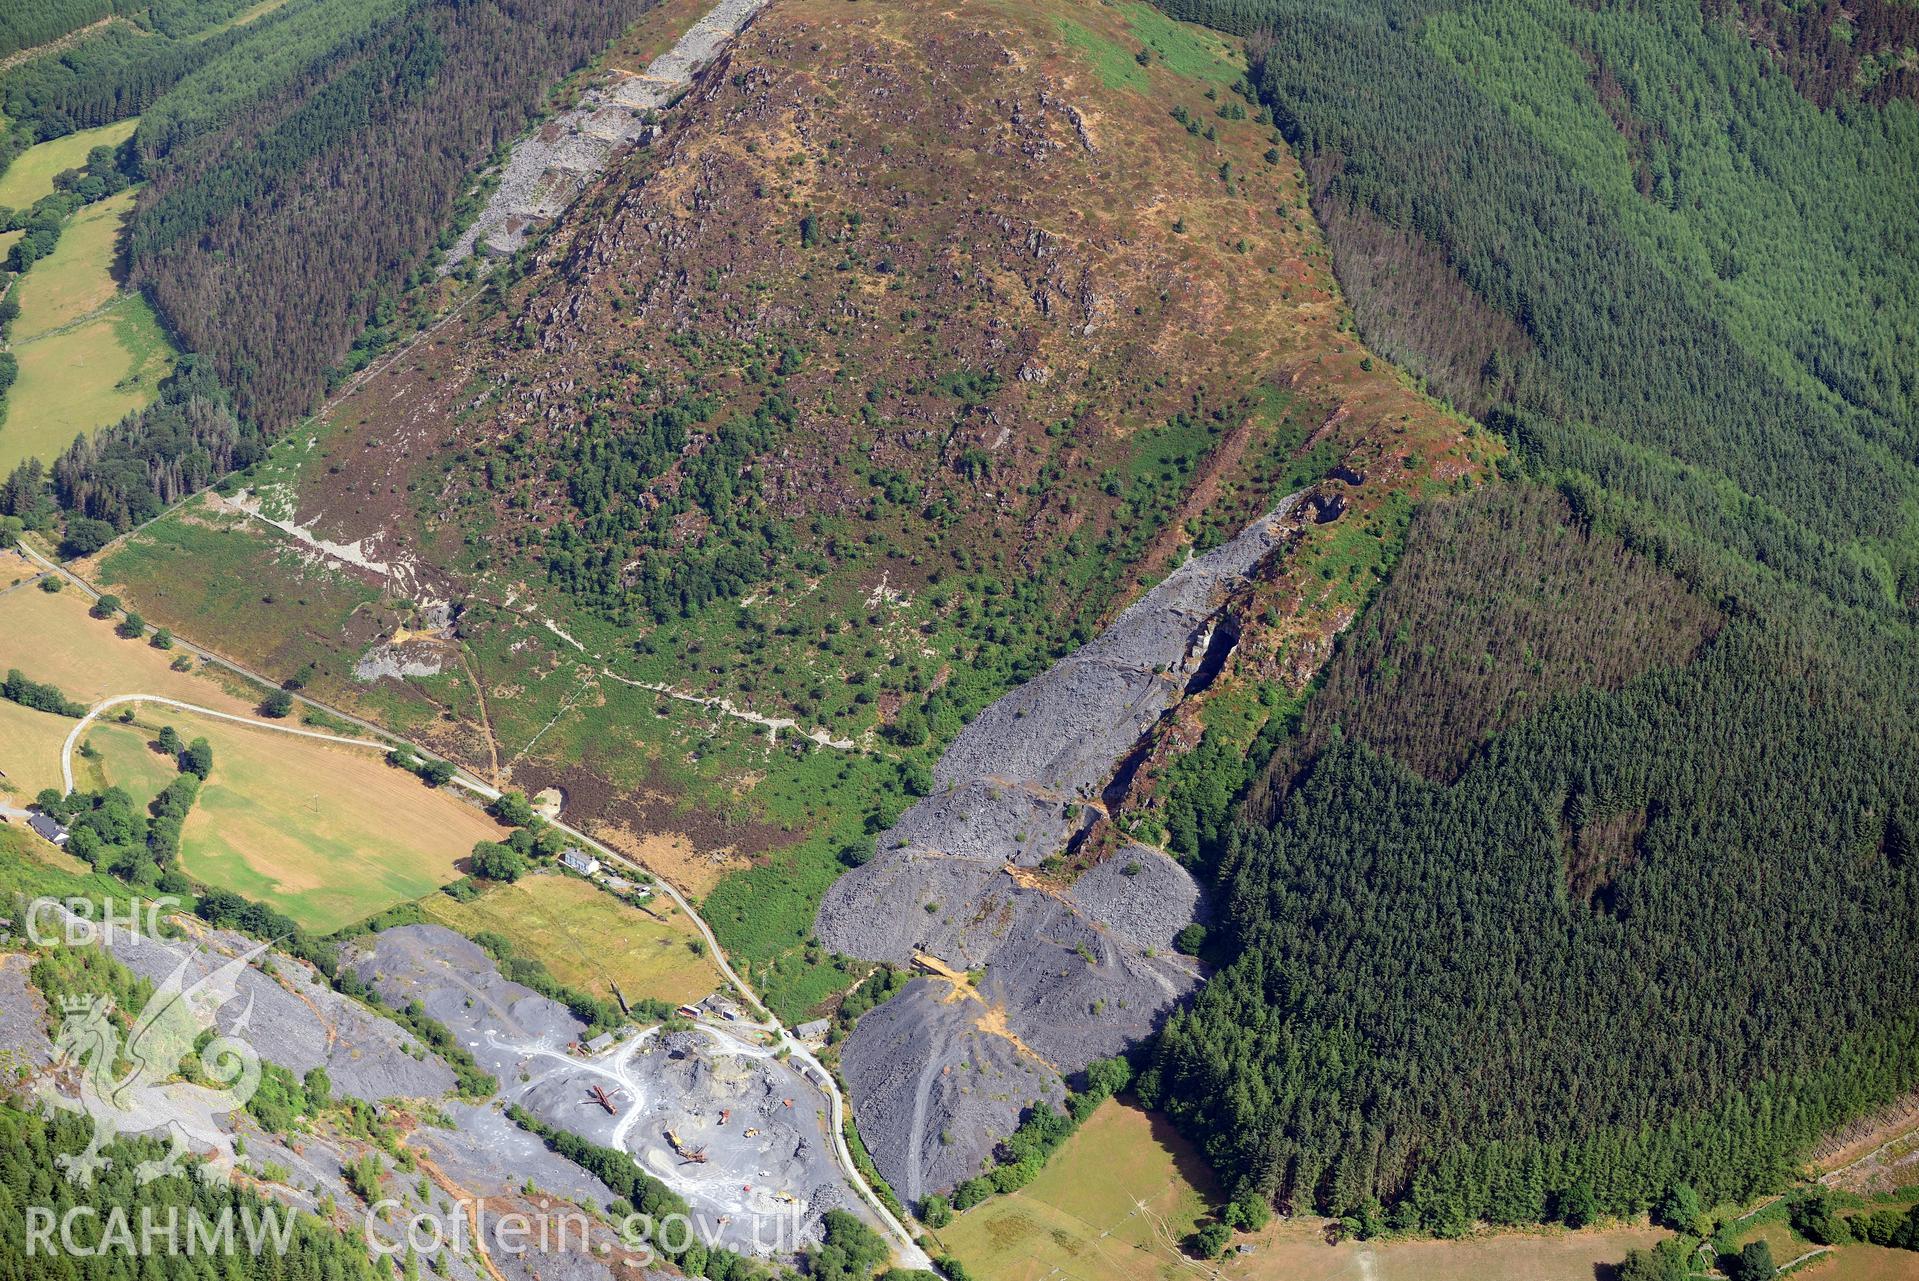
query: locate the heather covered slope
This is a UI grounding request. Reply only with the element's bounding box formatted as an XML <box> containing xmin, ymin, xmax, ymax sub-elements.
<box><xmin>97</xmin><ymin>0</ymin><xmax>1488</xmax><ymax>1024</ymax></box>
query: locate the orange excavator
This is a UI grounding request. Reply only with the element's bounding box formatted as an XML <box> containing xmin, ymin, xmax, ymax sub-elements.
<box><xmin>665</xmin><ymin>1130</ymin><xmax>709</xmax><ymax>1164</ymax></box>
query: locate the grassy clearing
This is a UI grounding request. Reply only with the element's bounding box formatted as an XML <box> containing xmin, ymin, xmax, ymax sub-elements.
<box><xmin>93</xmin><ymin>501</ymin><xmax>384</xmax><ymax>677</ymax></box>
<box><xmin>699</xmin><ymin>743</ymin><xmax>903</xmax><ymax>1016</ymax></box>
<box><xmin>90</xmin><ymin>701</ymin><xmax>507</xmax><ymax>934</ymax></box>
<box><xmin>1053</xmin><ymin>13</ymin><xmax>1153</xmax><ymax>93</ymax></box>
<box><xmin>1121</xmin><ymin>0</ymin><xmax>1240</xmax><ymax>84</ymax></box>
<box><xmin>217</xmin><ymin>0</ymin><xmax>296</xmax><ymax>31</ymax></box>
<box><xmin>0</xmin><ymin>291</ymin><xmax>174</xmax><ymax>475</ymax></box>
<box><xmin>1051</xmin><ymin>0</ymin><xmax>1240</xmax><ymax>94</ymax></box>
<box><xmin>11</xmin><ymin>188</ymin><xmax>134</xmax><ymax>340</ymax></box>
<box><xmin>0</xmin><ymin>120</ymin><xmax>137</xmax><ymax>211</ymax></box>
<box><xmin>75</xmin><ymin>718</ymin><xmax>179</xmax><ymax>807</ymax></box>
<box><xmin>939</xmin><ymin>1098</ymin><xmax>1670</xmax><ymax>1281</ymax></box>
<box><xmin>421</xmin><ymin>870</ymin><xmax>721</xmax><ymax>1007</ymax></box>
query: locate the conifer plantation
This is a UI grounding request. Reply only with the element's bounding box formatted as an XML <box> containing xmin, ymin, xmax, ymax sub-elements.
<box><xmin>1143</xmin><ymin>0</ymin><xmax>1919</xmax><ymax>1229</ymax></box>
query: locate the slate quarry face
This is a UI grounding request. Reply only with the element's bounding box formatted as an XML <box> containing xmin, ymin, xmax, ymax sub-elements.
<box><xmin>815</xmin><ymin>498</ymin><xmax>1300</xmax><ymax>1203</ymax></box>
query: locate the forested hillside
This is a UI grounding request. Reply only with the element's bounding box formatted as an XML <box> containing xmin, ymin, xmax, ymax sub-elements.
<box><xmin>0</xmin><ymin>1</ymin><xmax>119</xmax><ymax>61</ymax></box>
<box><xmin>1142</xmin><ymin>0</ymin><xmax>1919</xmax><ymax>1234</ymax></box>
<box><xmin>125</xmin><ymin>0</ymin><xmax>654</xmax><ymax>429</ymax></box>
<box><xmin>0</xmin><ymin>0</ymin><xmax>278</xmax><ymax>174</ymax></box>
<box><xmin>1156</xmin><ymin>0</ymin><xmax>1917</xmax><ymax>607</ymax></box>
<box><xmin>1149</xmin><ymin>486</ymin><xmax>1919</xmax><ymax>1226</ymax></box>
<box><xmin>0</xmin><ymin>1105</ymin><xmax>382</xmax><ymax>1279</ymax></box>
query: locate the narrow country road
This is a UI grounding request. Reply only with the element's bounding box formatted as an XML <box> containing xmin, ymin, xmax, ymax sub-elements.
<box><xmin>22</xmin><ymin>538</ymin><xmax>929</xmax><ymax>1266</ymax></box>
<box><xmin>16</xmin><ymin>540</ymin><xmax>416</xmax><ymax>748</ymax></box>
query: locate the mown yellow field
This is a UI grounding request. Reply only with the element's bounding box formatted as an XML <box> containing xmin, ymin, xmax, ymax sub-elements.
<box><xmin>1232</xmin><ymin>1223</ymin><xmax>1671</xmax><ymax>1281</ymax></box>
<box><xmin>0</xmin><ymin>696</ymin><xmax>69</xmax><ymax>800</ymax></box>
<box><xmin>0</xmin><ymin>576</ymin><xmax>239</xmax><ymax>802</ymax></box>
<box><xmin>423</xmin><ymin>869</ymin><xmax>722</xmax><ymax>1007</ymax></box>
<box><xmin>91</xmin><ymin>700</ymin><xmax>507</xmax><ymax>934</ymax></box>
<box><xmin>11</xmin><ymin>189</ymin><xmax>135</xmax><ymax>340</ymax></box>
<box><xmin>0</xmin><ymin>548</ymin><xmax>36</xmax><ymax>583</ymax></box>
<box><xmin>0</xmin><ymin>580</ymin><xmax>252</xmax><ymax>714</ymax></box>
<box><xmin>0</xmin><ymin>121</ymin><xmax>137</xmax><ymax>211</ymax></box>
<box><xmin>937</xmin><ymin>1099</ymin><xmax>1670</xmax><ymax>1281</ymax></box>
<box><xmin>1797</xmin><ymin>1242</ymin><xmax>1919</xmax><ymax>1279</ymax></box>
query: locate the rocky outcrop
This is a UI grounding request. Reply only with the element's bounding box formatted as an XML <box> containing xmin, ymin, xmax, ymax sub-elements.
<box><xmin>445</xmin><ymin>0</ymin><xmax>767</xmax><ymax>267</ymax></box>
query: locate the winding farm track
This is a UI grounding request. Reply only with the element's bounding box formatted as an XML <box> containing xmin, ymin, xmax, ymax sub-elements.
<box><xmin>59</xmin><ymin>693</ymin><xmax>390</xmax><ymax>794</ymax></box>
<box><xmin>17</xmin><ymin>538</ymin><xmax>930</xmax><ymax>1268</ymax></box>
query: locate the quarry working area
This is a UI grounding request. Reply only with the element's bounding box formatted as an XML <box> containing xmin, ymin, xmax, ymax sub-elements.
<box><xmin>10</xmin><ymin>910</ymin><xmax>885</xmax><ymax>1278</ymax></box>
<box><xmin>346</xmin><ymin>925</ymin><xmax>887</xmax><ymax>1256</ymax></box>
<box><xmin>815</xmin><ymin>495</ymin><xmax>1304</xmax><ymax>1202</ymax></box>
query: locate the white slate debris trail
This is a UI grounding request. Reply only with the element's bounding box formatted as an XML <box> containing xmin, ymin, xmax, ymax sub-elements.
<box><xmin>815</xmin><ymin>495</ymin><xmax>1304</xmax><ymax>1203</ymax></box>
<box><xmin>445</xmin><ymin>0</ymin><xmax>769</xmax><ymax>268</ymax></box>
<box><xmin>600</xmin><ymin>669</ymin><xmax>859</xmax><ymax>749</ymax></box>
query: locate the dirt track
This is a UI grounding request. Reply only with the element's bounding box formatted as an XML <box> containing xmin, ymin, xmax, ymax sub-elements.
<box><xmin>20</xmin><ymin>534</ymin><xmax>925</xmax><ymax>1266</ymax></box>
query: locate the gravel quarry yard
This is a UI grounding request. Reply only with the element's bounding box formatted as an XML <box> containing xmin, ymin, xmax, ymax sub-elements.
<box><xmin>347</xmin><ymin>924</ymin><xmax>884</xmax><ymax>1255</ymax></box>
<box><xmin>7</xmin><ymin>905</ymin><xmax>887</xmax><ymax>1271</ymax></box>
